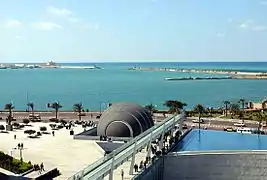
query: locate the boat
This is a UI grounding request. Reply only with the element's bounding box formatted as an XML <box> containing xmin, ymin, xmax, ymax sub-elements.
<box><xmin>41</xmin><ymin>61</ymin><xmax>60</xmax><ymax>68</ymax></box>
<box><xmin>0</xmin><ymin>64</ymin><xmax>7</xmax><ymax>69</ymax></box>
<box><xmin>83</xmin><ymin>65</ymin><xmax>102</xmax><ymax>69</ymax></box>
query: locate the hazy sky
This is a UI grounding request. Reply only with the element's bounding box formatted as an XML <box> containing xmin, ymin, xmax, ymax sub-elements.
<box><xmin>0</xmin><ymin>0</ymin><xmax>267</xmax><ymax>63</ymax></box>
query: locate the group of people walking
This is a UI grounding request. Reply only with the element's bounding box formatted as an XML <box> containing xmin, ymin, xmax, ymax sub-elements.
<box><xmin>33</xmin><ymin>162</ymin><xmax>45</xmax><ymax>174</ymax></box>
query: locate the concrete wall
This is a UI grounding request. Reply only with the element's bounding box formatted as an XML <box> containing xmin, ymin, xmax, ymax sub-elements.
<box><xmin>163</xmin><ymin>152</ymin><xmax>267</xmax><ymax>180</ymax></box>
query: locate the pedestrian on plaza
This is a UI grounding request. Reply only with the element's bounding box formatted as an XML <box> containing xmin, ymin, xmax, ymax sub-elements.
<box><xmin>134</xmin><ymin>164</ymin><xmax>138</xmax><ymax>172</ymax></box>
<box><xmin>139</xmin><ymin>161</ymin><xmax>144</xmax><ymax>170</ymax></box>
<box><xmin>40</xmin><ymin>162</ymin><xmax>45</xmax><ymax>172</ymax></box>
<box><xmin>121</xmin><ymin>169</ymin><xmax>124</xmax><ymax>180</ymax></box>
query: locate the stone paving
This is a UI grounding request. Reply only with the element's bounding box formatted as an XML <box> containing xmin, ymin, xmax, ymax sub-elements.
<box><xmin>0</xmin><ymin>121</ymin><xmax>104</xmax><ymax>179</ymax></box>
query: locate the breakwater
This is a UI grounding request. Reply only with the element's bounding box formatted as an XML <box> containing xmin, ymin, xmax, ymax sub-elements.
<box><xmin>165</xmin><ymin>75</ymin><xmax>267</xmax><ymax>81</ymax></box>
<box><xmin>129</xmin><ymin>67</ymin><xmax>267</xmax><ymax>76</ymax></box>
<box><xmin>165</xmin><ymin>77</ymin><xmax>232</xmax><ymax>81</ymax></box>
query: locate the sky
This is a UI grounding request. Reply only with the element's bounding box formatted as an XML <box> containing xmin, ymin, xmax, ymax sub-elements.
<box><xmin>0</xmin><ymin>0</ymin><xmax>267</xmax><ymax>63</ymax></box>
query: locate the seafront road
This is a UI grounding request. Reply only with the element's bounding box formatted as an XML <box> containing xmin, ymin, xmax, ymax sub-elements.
<box><xmin>0</xmin><ymin>111</ymin><xmax>260</xmax><ymax>130</ymax></box>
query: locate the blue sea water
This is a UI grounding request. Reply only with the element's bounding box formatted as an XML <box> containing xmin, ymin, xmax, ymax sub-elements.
<box><xmin>1</xmin><ymin>62</ymin><xmax>267</xmax><ymax>110</ymax></box>
<box><xmin>174</xmin><ymin>129</ymin><xmax>267</xmax><ymax>151</ymax></box>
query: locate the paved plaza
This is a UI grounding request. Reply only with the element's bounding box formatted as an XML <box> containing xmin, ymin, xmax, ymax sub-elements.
<box><xmin>0</xmin><ymin>121</ymin><xmax>104</xmax><ymax>179</ymax></box>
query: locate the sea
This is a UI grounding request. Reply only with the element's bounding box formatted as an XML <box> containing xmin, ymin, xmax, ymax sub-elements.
<box><xmin>1</xmin><ymin>62</ymin><xmax>267</xmax><ymax>111</ymax></box>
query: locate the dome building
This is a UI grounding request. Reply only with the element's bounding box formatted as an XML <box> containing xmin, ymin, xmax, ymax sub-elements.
<box><xmin>97</xmin><ymin>102</ymin><xmax>154</xmax><ymax>137</ymax></box>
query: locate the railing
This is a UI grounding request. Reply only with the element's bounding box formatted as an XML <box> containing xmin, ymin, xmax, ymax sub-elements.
<box><xmin>68</xmin><ymin>113</ymin><xmax>185</xmax><ymax>180</ymax></box>
<box><xmin>170</xmin><ymin>150</ymin><xmax>267</xmax><ymax>155</ymax></box>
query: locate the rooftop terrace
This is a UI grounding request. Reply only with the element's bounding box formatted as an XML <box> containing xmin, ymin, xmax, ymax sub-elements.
<box><xmin>173</xmin><ymin>129</ymin><xmax>267</xmax><ymax>152</ymax></box>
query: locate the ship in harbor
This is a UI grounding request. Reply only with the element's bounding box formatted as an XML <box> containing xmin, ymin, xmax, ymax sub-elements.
<box><xmin>0</xmin><ymin>64</ymin><xmax>7</xmax><ymax>69</ymax></box>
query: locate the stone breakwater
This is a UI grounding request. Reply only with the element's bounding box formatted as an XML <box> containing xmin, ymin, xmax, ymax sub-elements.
<box><xmin>128</xmin><ymin>67</ymin><xmax>240</xmax><ymax>74</ymax></box>
<box><xmin>128</xmin><ymin>67</ymin><xmax>267</xmax><ymax>75</ymax></box>
<box><xmin>129</xmin><ymin>67</ymin><xmax>267</xmax><ymax>80</ymax></box>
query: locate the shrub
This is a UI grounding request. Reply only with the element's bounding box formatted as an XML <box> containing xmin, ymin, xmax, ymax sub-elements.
<box><xmin>13</xmin><ymin>122</ymin><xmax>20</xmax><ymax>127</ymax></box>
<box><xmin>59</xmin><ymin>120</ymin><xmax>67</xmax><ymax>124</ymax></box>
<box><xmin>49</xmin><ymin>118</ymin><xmax>59</xmax><ymax>123</ymax></box>
<box><xmin>23</xmin><ymin>119</ymin><xmax>30</xmax><ymax>124</ymax></box>
<box><xmin>0</xmin><ymin>125</ymin><xmax>5</xmax><ymax>131</ymax></box>
<box><xmin>24</xmin><ymin>130</ymin><xmax>36</xmax><ymax>135</ymax></box>
<box><xmin>39</xmin><ymin>126</ymin><xmax>47</xmax><ymax>131</ymax></box>
<box><xmin>0</xmin><ymin>151</ymin><xmax>33</xmax><ymax>174</ymax></box>
<box><xmin>36</xmin><ymin>132</ymin><xmax>42</xmax><ymax>136</ymax></box>
<box><xmin>57</xmin><ymin>125</ymin><xmax>64</xmax><ymax>129</ymax></box>
<box><xmin>49</xmin><ymin>124</ymin><xmax>57</xmax><ymax>129</ymax></box>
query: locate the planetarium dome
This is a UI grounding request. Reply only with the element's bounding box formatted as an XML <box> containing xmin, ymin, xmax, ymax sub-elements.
<box><xmin>97</xmin><ymin>102</ymin><xmax>154</xmax><ymax>137</ymax></box>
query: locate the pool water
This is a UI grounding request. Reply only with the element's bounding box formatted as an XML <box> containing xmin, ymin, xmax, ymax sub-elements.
<box><xmin>173</xmin><ymin>129</ymin><xmax>267</xmax><ymax>152</ymax></box>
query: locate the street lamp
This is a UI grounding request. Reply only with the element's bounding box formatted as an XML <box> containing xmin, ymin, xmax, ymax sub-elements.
<box><xmin>13</xmin><ymin>143</ymin><xmax>26</xmax><ymax>162</ymax></box>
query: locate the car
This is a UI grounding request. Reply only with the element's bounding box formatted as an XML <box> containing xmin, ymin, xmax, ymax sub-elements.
<box><xmin>192</xmin><ymin>119</ymin><xmax>204</xmax><ymax>123</ymax></box>
<box><xmin>224</xmin><ymin>127</ymin><xmax>235</xmax><ymax>132</ymax></box>
<box><xmin>252</xmin><ymin>129</ymin><xmax>265</xmax><ymax>134</ymax></box>
<box><xmin>233</xmin><ymin>123</ymin><xmax>246</xmax><ymax>127</ymax></box>
<box><xmin>236</xmin><ymin>127</ymin><xmax>252</xmax><ymax>134</ymax></box>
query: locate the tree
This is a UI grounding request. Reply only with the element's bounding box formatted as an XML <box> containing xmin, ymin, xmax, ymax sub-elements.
<box><xmin>4</xmin><ymin>103</ymin><xmax>14</xmax><ymax>126</ymax></box>
<box><xmin>50</xmin><ymin>102</ymin><xmax>62</xmax><ymax>120</ymax></box>
<box><xmin>194</xmin><ymin>104</ymin><xmax>205</xmax><ymax>129</ymax></box>
<box><xmin>229</xmin><ymin>103</ymin><xmax>240</xmax><ymax>118</ymax></box>
<box><xmin>238</xmin><ymin>99</ymin><xmax>246</xmax><ymax>111</ymax></box>
<box><xmin>223</xmin><ymin>101</ymin><xmax>231</xmax><ymax>116</ymax></box>
<box><xmin>27</xmin><ymin>102</ymin><xmax>34</xmax><ymax>116</ymax></box>
<box><xmin>0</xmin><ymin>125</ymin><xmax>5</xmax><ymax>132</ymax></box>
<box><xmin>238</xmin><ymin>99</ymin><xmax>246</xmax><ymax>123</ymax></box>
<box><xmin>256</xmin><ymin>111</ymin><xmax>264</xmax><ymax>133</ymax></box>
<box><xmin>73</xmin><ymin>103</ymin><xmax>83</xmax><ymax>121</ymax></box>
<box><xmin>144</xmin><ymin>104</ymin><xmax>157</xmax><ymax>115</ymax></box>
<box><xmin>164</xmin><ymin>100</ymin><xmax>187</xmax><ymax>114</ymax></box>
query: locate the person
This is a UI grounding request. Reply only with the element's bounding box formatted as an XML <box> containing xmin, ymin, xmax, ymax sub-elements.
<box><xmin>134</xmin><ymin>164</ymin><xmax>138</xmax><ymax>172</ymax></box>
<box><xmin>121</xmin><ymin>169</ymin><xmax>124</xmax><ymax>180</ymax></box>
<box><xmin>40</xmin><ymin>162</ymin><xmax>45</xmax><ymax>172</ymax></box>
<box><xmin>14</xmin><ymin>134</ymin><xmax>16</xmax><ymax>139</ymax></box>
<box><xmin>144</xmin><ymin>161</ymin><xmax>147</xmax><ymax>169</ymax></box>
<box><xmin>52</xmin><ymin>131</ymin><xmax>55</xmax><ymax>136</ymax></box>
<box><xmin>21</xmin><ymin>143</ymin><xmax>24</xmax><ymax>149</ymax></box>
<box><xmin>139</xmin><ymin>161</ymin><xmax>144</xmax><ymax>170</ymax></box>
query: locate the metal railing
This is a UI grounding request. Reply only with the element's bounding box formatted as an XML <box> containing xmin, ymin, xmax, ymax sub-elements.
<box><xmin>170</xmin><ymin>150</ymin><xmax>267</xmax><ymax>155</ymax></box>
<box><xmin>68</xmin><ymin>113</ymin><xmax>185</xmax><ymax>180</ymax></box>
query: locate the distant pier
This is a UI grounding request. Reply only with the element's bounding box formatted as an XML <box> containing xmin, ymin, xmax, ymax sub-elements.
<box><xmin>165</xmin><ymin>77</ymin><xmax>232</xmax><ymax>81</ymax></box>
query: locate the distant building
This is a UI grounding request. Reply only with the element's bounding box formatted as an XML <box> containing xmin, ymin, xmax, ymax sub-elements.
<box><xmin>46</xmin><ymin>61</ymin><xmax>57</xmax><ymax>66</ymax></box>
<box><xmin>247</xmin><ymin>99</ymin><xmax>267</xmax><ymax>110</ymax></box>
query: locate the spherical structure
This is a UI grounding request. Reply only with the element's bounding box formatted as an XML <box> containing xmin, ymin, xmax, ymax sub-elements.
<box><xmin>97</xmin><ymin>102</ymin><xmax>154</xmax><ymax>137</ymax></box>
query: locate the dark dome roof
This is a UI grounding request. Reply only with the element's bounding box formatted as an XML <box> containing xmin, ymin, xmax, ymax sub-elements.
<box><xmin>97</xmin><ymin>102</ymin><xmax>154</xmax><ymax>137</ymax></box>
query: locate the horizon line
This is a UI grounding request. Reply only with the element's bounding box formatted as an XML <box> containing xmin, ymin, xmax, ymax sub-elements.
<box><xmin>0</xmin><ymin>61</ymin><xmax>267</xmax><ymax>64</ymax></box>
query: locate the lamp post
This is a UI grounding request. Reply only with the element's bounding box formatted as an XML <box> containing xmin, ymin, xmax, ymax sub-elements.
<box><xmin>13</xmin><ymin>143</ymin><xmax>26</xmax><ymax>163</ymax></box>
